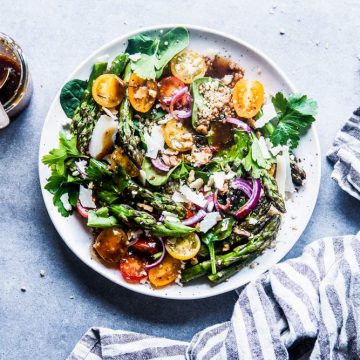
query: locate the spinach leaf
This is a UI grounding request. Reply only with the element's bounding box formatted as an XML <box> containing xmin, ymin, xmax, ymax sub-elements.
<box><xmin>142</xmin><ymin>158</ymin><xmax>178</xmax><ymax>186</ymax></box>
<box><xmin>87</xmin><ymin>207</ymin><xmax>119</xmax><ymax>228</ymax></box>
<box><xmin>127</xmin><ymin>27</ymin><xmax>189</xmax><ymax>79</ymax></box>
<box><xmin>60</xmin><ymin>79</ymin><xmax>87</xmax><ymax>118</ymax></box>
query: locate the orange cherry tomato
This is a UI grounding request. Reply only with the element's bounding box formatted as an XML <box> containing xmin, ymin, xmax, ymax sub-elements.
<box><xmin>232</xmin><ymin>79</ymin><xmax>264</xmax><ymax>119</ymax></box>
<box><xmin>92</xmin><ymin>74</ymin><xmax>125</xmax><ymax>108</ymax></box>
<box><xmin>119</xmin><ymin>254</ymin><xmax>147</xmax><ymax>283</ymax></box>
<box><xmin>170</xmin><ymin>50</ymin><xmax>206</xmax><ymax>84</ymax></box>
<box><xmin>148</xmin><ymin>255</ymin><xmax>181</xmax><ymax>288</ymax></box>
<box><xmin>128</xmin><ymin>72</ymin><xmax>157</xmax><ymax>113</ymax></box>
<box><xmin>163</xmin><ymin>119</ymin><xmax>193</xmax><ymax>152</ymax></box>
<box><xmin>157</xmin><ymin>76</ymin><xmax>186</xmax><ymax>105</ymax></box>
<box><xmin>93</xmin><ymin>228</ymin><xmax>128</xmax><ymax>263</ymax></box>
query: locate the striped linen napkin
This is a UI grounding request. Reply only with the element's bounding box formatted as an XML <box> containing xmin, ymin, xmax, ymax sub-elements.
<box><xmin>68</xmin><ymin>232</ymin><xmax>360</xmax><ymax>360</ymax></box>
<box><xmin>327</xmin><ymin>107</ymin><xmax>360</xmax><ymax>200</ymax></box>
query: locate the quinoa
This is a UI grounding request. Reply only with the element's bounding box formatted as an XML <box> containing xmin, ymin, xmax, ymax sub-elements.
<box><xmin>196</xmin><ymin>81</ymin><xmax>236</xmax><ymax>134</ymax></box>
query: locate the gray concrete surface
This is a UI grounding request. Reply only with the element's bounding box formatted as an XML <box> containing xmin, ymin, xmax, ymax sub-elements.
<box><xmin>1</xmin><ymin>0</ymin><xmax>360</xmax><ymax>358</ymax></box>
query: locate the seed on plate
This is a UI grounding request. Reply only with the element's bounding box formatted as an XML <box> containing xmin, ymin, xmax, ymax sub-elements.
<box><xmin>20</xmin><ymin>287</ymin><xmax>26</xmax><ymax>292</ymax></box>
<box><xmin>40</xmin><ymin>270</ymin><xmax>46</xmax><ymax>277</ymax></box>
<box><xmin>279</xmin><ymin>28</ymin><xmax>285</xmax><ymax>35</ymax></box>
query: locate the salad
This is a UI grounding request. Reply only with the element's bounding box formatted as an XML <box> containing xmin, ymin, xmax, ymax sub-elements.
<box><xmin>42</xmin><ymin>27</ymin><xmax>317</xmax><ymax>288</ymax></box>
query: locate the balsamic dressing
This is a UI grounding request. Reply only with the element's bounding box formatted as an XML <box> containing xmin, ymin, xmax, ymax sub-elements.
<box><xmin>0</xmin><ymin>54</ymin><xmax>21</xmax><ymax>104</ymax></box>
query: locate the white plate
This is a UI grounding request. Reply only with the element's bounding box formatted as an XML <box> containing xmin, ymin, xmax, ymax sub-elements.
<box><xmin>39</xmin><ymin>25</ymin><xmax>321</xmax><ymax>300</ymax></box>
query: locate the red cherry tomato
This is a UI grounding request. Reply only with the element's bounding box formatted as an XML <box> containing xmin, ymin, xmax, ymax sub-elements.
<box><xmin>119</xmin><ymin>254</ymin><xmax>147</xmax><ymax>283</ymax></box>
<box><xmin>185</xmin><ymin>209</ymin><xmax>195</xmax><ymax>219</ymax></box>
<box><xmin>157</xmin><ymin>76</ymin><xmax>186</xmax><ymax>105</ymax></box>
<box><xmin>131</xmin><ymin>238</ymin><xmax>160</xmax><ymax>255</ymax></box>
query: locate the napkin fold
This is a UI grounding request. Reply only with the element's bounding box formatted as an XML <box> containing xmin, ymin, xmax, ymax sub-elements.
<box><xmin>68</xmin><ymin>232</ymin><xmax>360</xmax><ymax>360</ymax></box>
<box><xmin>327</xmin><ymin>107</ymin><xmax>360</xmax><ymax>200</ymax></box>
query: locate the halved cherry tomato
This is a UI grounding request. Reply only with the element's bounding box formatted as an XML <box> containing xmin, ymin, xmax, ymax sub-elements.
<box><xmin>232</xmin><ymin>79</ymin><xmax>264</xmax><ymax>119</ymax></box>
<box><xmin>92</xmin><ymin>74</ymin><xmax>125</xmax><ymax>108</ymax></box>
<box><xmin>158</xmin><ymin>76</ymin><xmax>186</xmax><ymax>105</ymax></box>
<box><xmin>148</xmin><ymin>255</ymin><xmax>181</xmax><ymax>288</ymax></box>
<box><xmin>131</xmin><ymin>238</ymin><xmax>160</xmax><ymax>255</ymax></box>
<box><xmin>110</xmin><ymin>147</ymin><xmax>139</xmax><ymax>177</ymax></box>
<box><xmin>120</xmin><ymin>254</ymin><xmax>147</xmax><ymax>283</ymax></box>
<box><xmin>128</xmin><ymin>72</ymin><xmax>157</xmax><ymax>113</ymax></box>
<box><xmin>163</xmin><ymin>119</ymin><xmax>193</xmax><ymax>152</ymax></box>
<box><xmin>165</xmin><ymin>233</ymin><xmax>201</xmax><ymax>261</ymax></box>
<box><xmin>170</xmin><ymin>50</ymin><xmax>206</xmax><ymax>84</ymax></box>
<box><xmin>93</xmin><ymin>228</ymin><xmax>128</xmax><ymax>263</ymax></box>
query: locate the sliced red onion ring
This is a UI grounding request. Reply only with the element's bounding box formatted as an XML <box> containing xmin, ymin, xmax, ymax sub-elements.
<box><xmin>182</xmin><ymin>209</ymin><xmax>207</xmax><ymax>226</ymax></box>
<box><xmin>170</xmin><ymin>87</ymin><xmax>192</xmax><ymax>120</ymax></box>
<box><xmin>202</xmin><ymin>194</ymin><xmax>214</xmax><ymax>212</ymax></box>
<box><xmin>76</xmin><ymin>200</ymin><xmax>89</xmax><ymax>219</ymax></box>
<box><xmin>151</xmin><ymin>157</ymin><xmax>170</xmax><ymax>173</ymax></box>
<box><xmin>231</xmin><ymin>177</ymin><xmax>253</xmax><ymax>198</ymax></box>
<box><xmin>214</xmin><ymin>190</ymin><xmax>231</xmax><ymax>213</ymax></box>
<box><xmin>224</xmin><ymin>117</ymin><xmax>252</xmax><ymax>134</ymax></box>
<box><xmin>144</xmin><ymin>238</ymin><xmax>165</xmax><ymax>271</ymax></box>
<box><xmin>233</xmin><ymin>179</ymin><xmax>262</xmax><ymax>220</ymax></box>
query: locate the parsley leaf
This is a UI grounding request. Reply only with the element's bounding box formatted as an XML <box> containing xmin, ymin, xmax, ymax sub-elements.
<box><xmin>271</xmin><ymin>92</ymin><xmax>317</xmax><ymax>149</ymax></box>
<box><xmin>86</xmin><ymin>159</ymin><xmax>112</xmax><ymax>180</ymax></box>
<box><xmin>42</xmin><ymin>132</ymin><xmax>83</xmax><ymax>174</ymax></box>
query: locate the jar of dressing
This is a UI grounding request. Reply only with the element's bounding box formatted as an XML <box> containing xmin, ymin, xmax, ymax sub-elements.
<box><xmin>0</xmin><ymin>33</ymin><xmax>32</xmax><ymax>119</ymax></box>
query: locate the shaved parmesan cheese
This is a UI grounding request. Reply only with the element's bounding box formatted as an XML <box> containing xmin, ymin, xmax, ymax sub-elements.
<box><xmin>212</xmin><ymin>172</ymin><xmax>226</xmax><ymax>190</ymax></box>
<box><xmin>162</xmin><ymin>211</ymin><xmax>180</xmax><ymax>224</ymax></box>
<box><xmin>139</xmin><ymin>170</ymin><xmax>146</xmax><ymax>186</ymax></box>
<box><xmin>255</xmin><ymin>102</ymin><xmax>278</xmax><ymax>129</ymax></box>
<box><xmin>275</xmin><ymin>153</ymin><xmax>286</xmax><ymax>196</ymax></box>
<box><xmin>225</xmin><ymin>171</ymin><xmax>236</xmax><ymax>180</ymax></box>
<box><xmin>75</xmin><ymin>160</ymin><xmax>87</xmax><ymax>175</ymax></box>
<box><xmin>283</xmin><ymin>146</ymin><xmax>295</xmax><ymax>193</ymax></box>
<box><xmin>89</xmin><ymin>115</ymin><xmax>118</xmax><ymax>159</ymax></box>
<box><xmin>144</xmin><ymin>125</ymin><xmax>165</xmax><ymax>159</ymax></box>
<box><xmin>172</xmin><ymin>191</ymin><xmax>187</xmax><ymax>203</ymax></box>
<box><xmin>258</xmin><ymin>136</ymin><xmax>271</xmax><ymax>159</ymax></box>
<box><xmin>129</xmin><ymin>53</ymin><xmax>142</xmax><ymax>61</ymax></box>
<box><xmin>102</xmin><ymin>107</ymin><xmax>118</xmax><ymax>119</ymax></box>
<box><xmin>199</xmin><ymin>212</ymin><xmax>221</xmax><ymax>233</ymax></box>
<box><xmin>60</xmin><ymin>193</ymin><xmax>72</xmax><ymax>211</ymax></box>
<box><xmin>179</xmin><ymin>185</ymin><xmax>206</xmax><ymax>207</ymax></box>
<box><xmin>79</xmin><ymin>185</ymin><xmax>96</xmax><ymax>208</ymax></box>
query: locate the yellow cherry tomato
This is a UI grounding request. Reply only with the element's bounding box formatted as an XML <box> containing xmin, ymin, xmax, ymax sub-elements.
<box><xmin>170</xmin><ymin>50</ymin><xmax>206</xmax><ymax>84</ymax></box>
<box><xmin>92</xmin><ymin>74</ymin><xmax>125</xmax><ymax>108</ymax></box>
<box><xmin>163</xmin><ymin>119</ymin><xmax>193</xmax><ymax>152</ymax></box>
<box><xmin>165</xmin><ymin>233</ymin><xmax>201</xmax><ymax>261</ymax></box>
<box><xmin>148</xmin><ymin>255</ymin><xmax>181</xmax><ymax>288</ymax></box>
<box><xmin>232</xmin><ymin>79</ymin><xmax>264</xmax><ymax>119</ymax></box>
<box><xmin>128</xmin><ymin>72</ymin><xmax>157</xmax><ymax>113</ymax></box>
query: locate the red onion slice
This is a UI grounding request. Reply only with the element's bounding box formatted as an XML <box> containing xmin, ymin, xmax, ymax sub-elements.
<box><xmin>224</xmin><ymin>117</ymin><xmax>252</xmax><ymax>134</ymax></box>
<box><xmin>151</xmin><ymin>157</ymin><xmax>170</xmax><ymax>173</ymax></box>
<box><xmin>170</xmin><ymin>87</ymin><xmax>192</xmax><ymax>120</ymax></box>
<box><xmin>144</xmin><ymin>238</ymin><xmax>165</xmax><ymax>271</ymax></box>
<box><xmin>233</xmin><ymin>179</ymin><xmax>262</xmax><ymax>220</ymax></box>
<box><xmin>202</xmin><ymin>194</ymin><xmax>214</xmax><ymax>212</ymax></box>
<box><xmin>76</xmin><ymin>200</ymin><xmax>89</xmax><ymax>219</ymax></box>
<box><xmin>214</xmin><ymin>190</ymin><xmax>231</xmax><ymax>213</ymax></box>
<box><xmin>231</xmin><ymin>178</ymin><xmax>253</xmax><ymax>198</ymax></box>
<box><xmin>75</xmin><ymin>161</ymin><xmax>88</xmax><ymax>178</ymax></box>
<box><xmin>182</xmin><ymin>209</ymin><xmax>207</xmax><ymax>226</ymax></box>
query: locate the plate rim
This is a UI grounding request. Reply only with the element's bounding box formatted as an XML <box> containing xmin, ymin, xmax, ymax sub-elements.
<box><xmin>38</xmin><ymin>24</ymin><xmax>321</xmax><ymax>300</ymax></box>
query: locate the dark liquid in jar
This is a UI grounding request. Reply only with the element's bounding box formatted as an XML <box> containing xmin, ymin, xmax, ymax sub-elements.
<box><xmin>0</xmin><ymin>54</ymin><xmax>21</xmax><ymax>104</ymax></box>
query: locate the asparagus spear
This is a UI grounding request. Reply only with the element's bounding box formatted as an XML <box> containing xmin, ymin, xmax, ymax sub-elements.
<box><xmin>117</xmin><ymin>63</ymin><xmax>144</xmax><ymax>167</ymax></box>
<box><xmin>262</xmin><ymin>175</ymin><xmax>286</xmax><ymax>213</ymax></box>
<box><xmin>181</xmin><ymin>215</ymin><xmax>281</xmax><ymax>283</ymax></box>
<box><xmin>108</xmin><ymin>53</ymin><xmax>129</xmax><ymax>76</ymax></box>
<box><xmin>110</xmin><ymin>204</ymin><xmax>192</xmax><ymax>236</ymax></box>
<box><xmin>127</xmin><ymin>178</ymin><xmax>185</xmax><ymax>217</ymax></box>
<box><xmin>71</xmin><ymin>62</ymin><xmax>107</xmax><ymax>154</ymax></box>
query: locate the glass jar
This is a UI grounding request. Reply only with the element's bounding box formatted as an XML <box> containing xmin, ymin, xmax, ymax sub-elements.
<box><xmin>0</xmin><ymin>33</ymin><xmax>32</xmax><ymax>117</ymax></box>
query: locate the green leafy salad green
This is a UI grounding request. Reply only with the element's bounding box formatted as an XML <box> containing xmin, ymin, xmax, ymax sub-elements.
<box><xmin>42</xmin><ymin>26</ymin><xmax>317</xmax><ymax>288</ymax></box>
